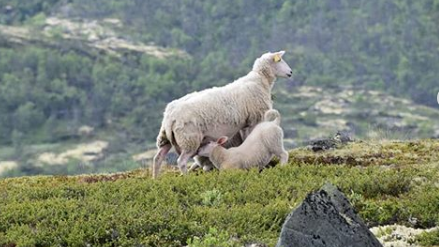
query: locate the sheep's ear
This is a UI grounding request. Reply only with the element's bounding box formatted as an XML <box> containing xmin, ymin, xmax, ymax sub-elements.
<box><xmin>217</xmin><ymin>136</ymin><xmax>228</xmax><ymax>145</ymax></box>
<box><xmin>273</xmin><ymin>54</ymin><xmax>281</xmax><ymax>63</ymax></box>
<box><xmin>273</xmin><ymin>51</ymin><xmax>285</xmax><ymax>62</ymax></box>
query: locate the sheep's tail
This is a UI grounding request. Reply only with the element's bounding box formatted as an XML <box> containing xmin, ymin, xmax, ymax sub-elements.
<box><xmin>156</xmin><ymin>117</ymin><xmax>176</xmax><ymax>148</ymax></box>
<box><xmin>164</xmin><ymin>119</ymin><xmax>177</xmax><ymax>147</ymax></box>
<box><xmin>156</xmin><ymin>125</ymin><xmax>169</xmax><ymax>148</ymax></box>
<box><xmin>264</xmin><ymin>109</ymin><xmax>281</xmax><ymax>125</ymax></box>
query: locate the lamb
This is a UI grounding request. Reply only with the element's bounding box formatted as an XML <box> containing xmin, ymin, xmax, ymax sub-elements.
<box><xmin>197</xmin><ymin>109</ymin><xmax>289</xmax><ymax>170</ymax></box>
<box><xmin>152</xmin><ymin>51</ymin><xmax>292</xmax><ymax>178</ymax></box>
<box><xmin>189</xmin><ymin>132</ymin><xmax>244</xmax><ymax>172</ymax></box>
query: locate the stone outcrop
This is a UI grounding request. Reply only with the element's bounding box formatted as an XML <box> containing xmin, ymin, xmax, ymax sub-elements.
<box><xmin>276</xmin><ymin>183</ymin><xmax>382</xmax><ymax>247</ymax></box>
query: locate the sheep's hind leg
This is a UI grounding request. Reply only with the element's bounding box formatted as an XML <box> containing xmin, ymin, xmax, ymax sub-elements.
<box><xmin>152</xmin><ymin>144</ymin><xmax>172</xmax><ymax>179</ymax></box>
<box><xmin>177</xmin><ymin>150</ymin><xmax>196</xmax><ymax>175</ymax></box>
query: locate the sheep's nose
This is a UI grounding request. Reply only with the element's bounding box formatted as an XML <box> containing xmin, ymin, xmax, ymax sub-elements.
<box><xmin>288</xmin><ymin>70</ymin><xmax>293</xmax><ymax>77</ymax></box>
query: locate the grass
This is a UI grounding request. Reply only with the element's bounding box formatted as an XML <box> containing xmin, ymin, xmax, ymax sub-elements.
<box><xmin>0</xmin><ymin>139</ymin><xmax>439</xmax><ymax>246</ymax></box>
<box><xmin>418</xmin><ymin>230</ymin><xmax>439</xmax><ymax>246</ymax></box>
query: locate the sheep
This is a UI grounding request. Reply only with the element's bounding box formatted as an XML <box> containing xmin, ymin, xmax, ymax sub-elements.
<box><xmin>197</xmin><ymin>109</ymin><xmax>289</xmax><ymax>170</ymax></box>
<box><xmin>152</xmin><ymin>51</ymin><xmax>292</xmax><ymax>178</ymax></box>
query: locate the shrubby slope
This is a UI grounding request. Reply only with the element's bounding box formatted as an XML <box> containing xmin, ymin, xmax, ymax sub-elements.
<box><xmin>1</xmin><ymin>140</ymin><xmax>439</xmax><ymax>246</ymax></box>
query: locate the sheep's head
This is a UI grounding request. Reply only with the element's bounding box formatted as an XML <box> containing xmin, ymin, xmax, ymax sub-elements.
<box><xmin>197</xmin><ymin>136</ymin><xmax>228</xmax><ymax>157</ymax></box>
<box><xmin>253</xmin><ymin>51</ymin><xmax>292</xmax><ymax>79</ymax></box>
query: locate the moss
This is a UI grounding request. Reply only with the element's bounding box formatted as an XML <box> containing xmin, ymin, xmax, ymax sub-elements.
<box><xmin>187</xmin><ymin>227</ymin><xmax>240</xmax><ymax>247</ymax></box>
<box><xmin>417</xmin><ymin>230</ymin><xmax>439</xmax><ymax>246</ymax></box>
<box><xmin>0</xmin><ymin>140</ymin><xmax>439</xmax><ymax>246</ymax></box>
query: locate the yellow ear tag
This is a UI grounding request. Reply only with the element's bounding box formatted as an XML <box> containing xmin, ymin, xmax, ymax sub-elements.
<box><xmin>273</xmin><ymin>54</ymin><xmax>281</xmax><ymax>62</ymax></box>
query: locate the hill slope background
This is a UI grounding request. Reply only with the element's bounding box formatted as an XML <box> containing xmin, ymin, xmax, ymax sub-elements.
<box><xmin>0</xmin><ymin>0</ymin><xmax>439</xmax><ymax>176</ymax></box>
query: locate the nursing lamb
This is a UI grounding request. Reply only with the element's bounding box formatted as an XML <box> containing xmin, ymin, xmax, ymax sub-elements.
<box><xmin>197</xmin><ymin>109</ymin><xmax>289</xmax><ymax>170</ymax></box>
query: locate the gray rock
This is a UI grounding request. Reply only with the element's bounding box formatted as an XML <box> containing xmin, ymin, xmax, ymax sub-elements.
<box><xmin>307</xmin><ymin>131</ymin><xmax>353</xmax><ymax>152</ymax></box>
<box><xmin>276</xmin><ymin>183</ymin><xmax>382</xmax><ymax>247</ymax></box>
<box><xmin>307</xmin><ymin>138</ymin><xmax>339</xmax><ymax>152</ymax></box>
<box><xmin>334</xmin><ymin>131</ymin><xmax>353</xmax><ymax>144</ymax></box>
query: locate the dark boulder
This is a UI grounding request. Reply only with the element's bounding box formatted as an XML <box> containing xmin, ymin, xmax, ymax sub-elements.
<box><xmin>307</xmin><ymin>131</ymin><xmax>353</xmax><ymax>152</ymax></box>
<box><xmin>276</xmin><ymin>183</ymin><xmax>382</xmax><ymax>247</ymax></box>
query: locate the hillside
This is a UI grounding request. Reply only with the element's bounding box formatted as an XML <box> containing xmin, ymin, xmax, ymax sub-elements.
<box><xmin>276</xmin><ymin>85</ymin><xmax>439</xmax><ymax>147</ymax></box>
<box><xmin>2</xmin><ymin>82</ymin><xmax>439</xmax><ymax>178</ymax></box>
<box><xmin>0</xmin><ymin>0</ymin><xmax>439</xmax><ymax>178</ymax></box>
<box><xmin>1</xmin><ymin>140</ymin><xmax>439</xmax><ymax>246</ymax></box>
<box><xmin>0</xmin><ymin>17</ymin><xmax>188</xmax><ymax>59</ymax></box>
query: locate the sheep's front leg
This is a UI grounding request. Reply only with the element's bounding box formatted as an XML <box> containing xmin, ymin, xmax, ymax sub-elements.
<box><xmin>177</xmin><ymin>150</ymin><xmax>196</xmax><ymax>175</ymax></box>
<box><xmin>152</xmin><ymin>144</ymin><xmax>172</xmax><ymax>179</ymax></box>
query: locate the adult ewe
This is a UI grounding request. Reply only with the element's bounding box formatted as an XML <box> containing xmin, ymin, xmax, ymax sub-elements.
<box><xmin>153</xmin><ymin>51</ymin><xmax>292</xmax><ymax>178</ymax></box>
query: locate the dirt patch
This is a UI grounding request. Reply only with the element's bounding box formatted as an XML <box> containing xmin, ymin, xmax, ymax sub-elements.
<box><xmin>37</xmin><ymin>141</ymin><xmax>108</xmax><ymax>165</ymax></box>
<box><xmin>132</xmin><ymin>149</ymin><xmax>157</xmax><ymax>162</ymax></box>
<box><xmin>43</xmin><ymin>17</ymin><xmax>189</xmax><ymax>59</ymax></box>
<box><xmin>0</xmin><ymin>161</ymin><xmax>18</xmax><ymax>175</ymax></box>
<box><xmin>370</xmin><ymin>224</ymin><xmax>438</xmax><ymax>247</ymax></box>
<box><xmin>78</xmin><ymin>173</ymin><xmax>132</xmax><ymax>183</ymax></box>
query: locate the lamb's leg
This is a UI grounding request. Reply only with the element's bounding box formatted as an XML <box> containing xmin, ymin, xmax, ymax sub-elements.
<box><xmin>278</xmin><ymin>150</ymin><xmax>289</xmax><ymax>166</ymax></box>
<box><xmin>203</xmin><ymin>164</ymin><xmax>214</xmax><ymax>171</ymax></box>
<box><xmin>152</xmin><ymin>144</ymin><xmax>171</xmax><ymax>179</ymax></box>
<box><xmin>177</xmin><ymin>150</ymin><xmax>196</xmax><ymax>175</ymax></box>
<box><xmin>270</xmin><ymin>133</ymin><xmax>288</xmax><ymax>166</ymax></box>
<box><xmin>189</xmin><ymin>156</ymin><xmax>213</xmax><ymax>172</ymax></box>
<box><xmin>188</xmin><ymin>161</ymin><xmax>201</xmax><ymax>172</ymax></box>
<box><xmin>197</xmin><ymin>155</ymin><xmax>217</xmax><ymax>171</ymax></box>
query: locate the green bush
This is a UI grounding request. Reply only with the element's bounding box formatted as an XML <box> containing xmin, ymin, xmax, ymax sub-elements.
<box><xmin>201</xmin><ymin>189</ymin><xmax>223</xmax><ymax>207</ymax></box>
<box><xmin>1</xmin><ymin>140</ymin><xmax>439</xmax><ymax>246</ymax></box>
<box><xmin>417</xmin><ymin>230</ymin><xmax>439</xmax><ymax>246</ymax></box>
<box><xmin>187</xmin><ymin>227</ymin><xmax>239</xmax><ymax>247</ymax></box>
<box><xmin>0</xmin><ymin>166</ymin><xmax>437</xmax><ymax>246</ymax></box>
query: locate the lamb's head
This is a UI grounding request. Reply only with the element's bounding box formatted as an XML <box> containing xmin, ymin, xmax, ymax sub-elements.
<box><xmin>252</xmin><ymin>51</ymin><xmax>292</xmax><ymax>80</ymax></box>
<box><xmin>197</xmin><ymin>136</ymin><xmax>228</xmax><ymax>157</ymax></box>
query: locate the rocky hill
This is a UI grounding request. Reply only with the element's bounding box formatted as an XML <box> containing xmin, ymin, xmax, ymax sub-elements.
<box><xmin>276</xmin><ymin>85</ymin><xmax>439</xmax><ymax>147</ymax></box>
<box><xmin>0</xmin><ymin>16</ymin><xmax>188</xmax><ymax>59</ymax></box>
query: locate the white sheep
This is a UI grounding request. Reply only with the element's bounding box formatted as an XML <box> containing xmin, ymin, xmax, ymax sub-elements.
<box><xmin>197</xmin><ymin>109</ymin><xmax>289</xmax><ymax>170</ymax></box>
<box><xmin>152</xmin><ymin>51</ymin><xmax>292</xmax><ymax>178</ymax></box>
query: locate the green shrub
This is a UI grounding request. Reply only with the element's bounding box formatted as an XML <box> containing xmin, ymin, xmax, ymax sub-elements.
<box><xmin>417</xmin><ymin>230</ymin><xmax>439</xmax><ymax>246</ymax></box>
<box><xmin>201</xmin><ymin>189</ymin><xmax>222</xmax><ymax>207</ymax></box>
<box><xmin>0</xmin><ymin>140</ymin><xmax>439</xmax><ymax>246</ymax></box>
<box><xmin>187</xmin><ymin>227</ymin><xmax>239</xmax><ymax>247</ymax></box>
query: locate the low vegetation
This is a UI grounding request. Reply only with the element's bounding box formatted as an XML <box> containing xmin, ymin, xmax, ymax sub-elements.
<box><xmin>1</xmin><ymin>140</ymin><xmax>439</xmax><ymax>246</ymax></box>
